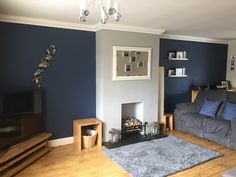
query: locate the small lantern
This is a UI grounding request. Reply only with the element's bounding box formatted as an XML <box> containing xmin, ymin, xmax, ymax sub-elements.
<box><xmin>152</xmin><ymin>122</ymin><xmax>160</xmax><ymax>135</ymax></box>
<box><xmin>108</xmin><ymin>128</ymin><xmax>121</xmax><ymax>143</ymax></box>
<box><xmin>146</xmin><ymin>122</ymin><xmax>160</xmax><ymax>135</ymax></box>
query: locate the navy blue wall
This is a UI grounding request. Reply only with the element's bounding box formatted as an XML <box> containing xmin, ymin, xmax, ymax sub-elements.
<box><xmin>0</xmin><ymin>22</ymin><xmax>96</xmax><ymax>139</ymax></box>
<box><xmin>160</xmin><ymin>39</ymin><xmax>228</xmax><ymax>112</ymax></box>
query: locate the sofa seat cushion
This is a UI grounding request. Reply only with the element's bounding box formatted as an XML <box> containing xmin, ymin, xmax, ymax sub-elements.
<box><xmin>185</xmin><ymin>113</ymin><xmax>204</xmax><ymax>128</ymax></box>
<box><xmin>182</xmin><ymin>113</ymin><xmax>207</xmax><ymax>137</ymax></box>
<box><xmin>203</xmin><ymin>118</ymin><xmax>230</xmax><ymax>137</ymax></box>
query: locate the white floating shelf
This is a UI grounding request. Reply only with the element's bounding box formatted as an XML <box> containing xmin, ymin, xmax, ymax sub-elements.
<box><xmin>168</xmin><ymin>58</ymin><xmax>188</xmax><ymax>61</ymax></box>
<box><xmin>168</xmin><ymin>75</ymin><xmax>188</xmax><ymax>77</ymax></box>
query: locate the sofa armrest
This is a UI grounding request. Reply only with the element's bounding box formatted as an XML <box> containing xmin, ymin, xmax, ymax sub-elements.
<box><xmin>231</xmin><ymin>120</ymin><xmax>236</xmax><ymax>149</ymax></box>
<box><xmin>175</xmin><ymin>102</ymin><xmax>200</xmax><ymax>113</ymax></box>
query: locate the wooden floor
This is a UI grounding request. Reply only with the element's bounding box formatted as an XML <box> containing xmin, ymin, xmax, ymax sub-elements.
<box><xmin>16</xmin><ymin>130</ymin><xmax>236</xmax><ymax>177</ymax></box>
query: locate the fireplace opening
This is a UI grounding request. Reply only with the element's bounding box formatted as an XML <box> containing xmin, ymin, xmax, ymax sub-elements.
<box><xmin>121</xmin><ymin>102</ymin><xmax>143</xmax><ymax>138</ymax></box>
<box><xmin>103</xmin><ymin>102</ymin><xmax>167</xmax><ymax>149</ymax></box>
<box><xmin>122</xmin><ymin>116</ymin><xmax>142</xmax><ymax>137</ymax></box>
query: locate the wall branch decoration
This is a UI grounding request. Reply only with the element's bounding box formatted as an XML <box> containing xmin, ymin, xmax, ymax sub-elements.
<box><xmin>32</xmin><ymin>44</ymin><xmax>56</xmax><ymax>87</ymax></box>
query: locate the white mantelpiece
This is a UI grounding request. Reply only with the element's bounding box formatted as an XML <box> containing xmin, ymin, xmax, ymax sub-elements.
<box><xmin>96</xmin><ymin>29</ymin><xmax>160</xmax><ymax>141</ymax></box>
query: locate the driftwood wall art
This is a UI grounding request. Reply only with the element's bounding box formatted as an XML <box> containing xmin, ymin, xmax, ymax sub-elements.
<box><xmin>32</xmin><ymin>44</ymin><xmax>56</xmax><ymax>87</ymax></box>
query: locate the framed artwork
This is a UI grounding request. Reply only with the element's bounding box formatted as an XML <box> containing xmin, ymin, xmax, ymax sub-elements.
<box><xmin>113</xmin><ymin>46</ymin><xmax>152</xmax><ymax>80</ymax></box>
<box><xmin>176</xmin><ymin>51</ymin><xmax>184</xmax><ymax>58</ymax></box>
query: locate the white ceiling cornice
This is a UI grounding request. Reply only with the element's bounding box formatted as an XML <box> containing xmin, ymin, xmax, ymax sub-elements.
<box><xmin>0</xmin><ymin>14</ymin><xmax>229</xmax><ymax>44</ymax></box>
<box><xmin>95</xmin><ymin>23</ymin><xmax>166</xmax><ymax>35</ymax></box>
<box><xmin>0</xmin><ymin>14</ymin><xmax>97</xmax><ymax>32</ymax></box>
<box><xmin>0</xmin><ymin>14</ymin><xmax>166</xmax><ymax>35</ymax></box>
<box><xmin>161</xmin><ymin>34</ymin><xmax>229</xmax><ymax>45</ymax></box>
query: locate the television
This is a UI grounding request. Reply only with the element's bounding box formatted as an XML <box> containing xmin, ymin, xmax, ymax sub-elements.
<box><xmin>0</xmin><ymin>90</ymin><xmax>43</xmax><ymax>153</ymax></box>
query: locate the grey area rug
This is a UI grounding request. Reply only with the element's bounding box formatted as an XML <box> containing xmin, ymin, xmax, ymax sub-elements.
<box><xmin>103</xmin><ymin>136</ymin><xmax>223</xmax><ymax>177</ymax></box>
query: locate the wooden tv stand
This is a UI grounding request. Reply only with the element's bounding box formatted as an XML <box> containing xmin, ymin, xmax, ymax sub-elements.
<box><xmin>0</xmin><ymin>132</ymin><xmax>52</xmax><ymax>177</ymax></box>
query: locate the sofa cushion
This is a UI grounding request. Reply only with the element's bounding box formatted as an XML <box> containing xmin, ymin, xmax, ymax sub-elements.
<box><xmin>194</xmin><ymin>90</ymin><xmax>205</xmax><ymax>106</ymax></box>
<box><xmin>203</xmin><ymin>118</ymin><xmax>231</xmax><ymax>146</ymax></box>
<box><xmin>227</xmin><ymin>91</ymin><xmax>236</xmax><ymax>103</ymax></box>
<box><xmin>199</xmin><ymin>99</ymin><xmax>221</xmax><ymax>118</ymax></box>
<box><xmin>183</xmin><ymin>112</ymin><xmax>206</xmax><ymax>137</ymax></box>
<box><xmin>204</xmin><ymin>89</ymin><xmax>227</xmax><ymax>102</ymax></box>
<box><xmin>176</xmin><ymin>103</ymin><xmax>200</xmax><ymax>113</ymax></box>
<box><xmin>203</xmin><ymin>118</ymin><xmax>230</xmax><ymax>137</ymax></box>
<box><xmin>224</xmin><ymin>102</ymin><xmax>236</xmax><ymax>120</ymax></box>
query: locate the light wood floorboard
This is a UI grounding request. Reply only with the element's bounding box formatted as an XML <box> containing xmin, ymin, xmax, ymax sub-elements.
<box><xmin>16</xmin><ymin>130</ymin><xmax>236</xmax><ymax>177</ymax></box>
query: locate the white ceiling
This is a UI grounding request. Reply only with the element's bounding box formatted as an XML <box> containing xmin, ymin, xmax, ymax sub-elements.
<box><xmin>0</xmin><ymin>0</ymin><xmax>236</xmax><ymax>41</ymax></box>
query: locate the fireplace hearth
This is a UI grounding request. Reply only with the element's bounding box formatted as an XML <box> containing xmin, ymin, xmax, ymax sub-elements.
<box><xmin>104</xmin><ymin>133</ymin><xmax>167</xmax><ymax>149</ymax></box>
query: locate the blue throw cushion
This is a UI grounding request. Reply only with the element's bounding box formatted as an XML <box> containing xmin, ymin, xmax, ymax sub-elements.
<box><xmin>199</xmin><ymin>99</ymin><xmax>221</xmax><ymax>118</ymax></box>
<box><xmin>224</xmin><ymin>102</ymin><xmax>236</xmax><ymax>120</ymax></box>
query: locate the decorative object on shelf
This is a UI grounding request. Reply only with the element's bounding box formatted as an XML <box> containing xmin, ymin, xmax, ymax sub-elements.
<box><xmin>168</xmin><ymin>68</ymin><xmax>187</xmax><ymax>77</ymax></box>
<box><xmin>113</xmin><ymin>46</ymin><xmax>152</xmax><ymax>80</ymax></box>
<box><xmin>168</xmin><ymin>69</ymin><xmax>175</xmax><ymax>76</ymax></box>
<box><xmin>176</xmin><ymin>51</ymin><xmax>184</xmax><ymax>58</ymax></box>
<box><xmin>168</xmin><ymin>52</ymin><xmax>175</xmax><ymax>59</ymax></box>
<box><xmin>230</xmin><ymin>55</ymin><xmax>235</xmax><ymax>71</ymax></box>
<box><xmin>79</xmin><ymin>0</ymin><xmax>121</xmax><ymax>24</ymax></box>
<box><xmin>175</xmin><ymin>68</ymin><xmax>183</xmax><ymax>76</ymax></box>
<box><xmin>32</xmin><ymin>45</ymin><xmax>56</xmax><ymax>87</ymax></box>
<box><xmin>216</xmin><ymin>80</ymin><xmax>229</xmax><ymax>90</ymax></box>
<box><xmin>168</xmin><ymin>51</ymin><xmax>188</xmax><ymax>60</ymax></box>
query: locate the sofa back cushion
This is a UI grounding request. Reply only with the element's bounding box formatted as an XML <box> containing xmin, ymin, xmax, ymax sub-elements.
<box><xmin>199</xmin><ymin>99</ymin><xmax>221</xmax><ymax>118</ymax></box>
<box><xmin>224</xmin><ymin>102</ymin><xmax>236</xmax><ymax>120</ymax></box>
<box><xmin>194</xmin><ymin>90</ymin><xmax>205</xmax><ymax>106</ymax></box>
<box><xmin>204</xmin><ymin>89</ymin><xmax>227</xmax><ymax>102</ymax></box>
<box><xmin>194</xmin><ymin>90</ymin><xmax>227</xmax><ymax>107</ymax></box>
<box><xmin>227</xmin><ymin>91</ymin><xmax>236</xmax><ymax>103</ymax></box>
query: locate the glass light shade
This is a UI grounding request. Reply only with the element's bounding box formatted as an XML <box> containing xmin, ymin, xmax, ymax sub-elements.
<box><xmin>113</xmin><ymin>0</ymin><xmax>120</xmax><ymax>21</ymax></box>
<box><xmin>80</xmin><ymin>0</ymin><xmax>87</xmax><ymax>10</ymax></box>
<box><xmin>80</xmin><ymin>16</ymin><xmax>86</xmax><ymax>22</ymax></box>
<box><xmin>79</xmin><ymin>0</ymin><xmax>121</xmax><ymax>24</ymax></box>
<box><xmin>114</xmin><ymin>12</ymin><xmax>121</xmax><ymax>21</ymax></box>
<box><xmin>101</xmin><ymin>7</ymin><xmax>108</xmax><ymax>24</ymax></box>
<box><xmin>80</xmin><ymin>0</ymin><xmax>89</xmax><ymax>22</ymax></box>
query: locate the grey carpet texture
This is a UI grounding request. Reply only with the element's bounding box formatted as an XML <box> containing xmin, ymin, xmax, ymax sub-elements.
<box><xmin>103</xmin><ymin>136</ymin><xmax>223</xmax><ymax>177</ymax></box>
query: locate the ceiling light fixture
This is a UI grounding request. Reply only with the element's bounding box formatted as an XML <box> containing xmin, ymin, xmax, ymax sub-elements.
<box><xmin>79</xmin><ymin>0</ymin><xmax>121</xmax><ymax>24</ymax></box>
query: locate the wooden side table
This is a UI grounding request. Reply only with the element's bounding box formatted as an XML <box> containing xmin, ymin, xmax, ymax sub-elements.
<box><xmin>73</xmin><ymin>118</ymin><xmax>102</xmax><ymax>152</ymax></box>
<box><xmin>191</xmin><ymin>90</ymin><xmax>199</xmax><ymax>103</ymax></box>
<box><xmin>163</xmin><ymin>113</ymin><xmax>173</xmax><ymax>131</ymax></box>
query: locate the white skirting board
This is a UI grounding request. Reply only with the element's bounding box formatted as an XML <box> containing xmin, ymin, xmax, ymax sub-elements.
<box><xmin>48</xmin><ymin>136</ymin><xmax>73</xmax><ymax>147</ymax></box>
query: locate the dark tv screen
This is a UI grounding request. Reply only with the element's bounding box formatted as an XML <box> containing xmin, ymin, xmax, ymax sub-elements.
<box><xmin>0</xmin><ymin>90</ymin><xmax>43</xmax><ymax>153</ymax></box>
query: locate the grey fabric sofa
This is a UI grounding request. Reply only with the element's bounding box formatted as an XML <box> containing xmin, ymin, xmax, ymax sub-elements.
<box><xmin>174</xmin><ymin>89</ymin><xmax>236</xmax><ymax>149</ymax></box>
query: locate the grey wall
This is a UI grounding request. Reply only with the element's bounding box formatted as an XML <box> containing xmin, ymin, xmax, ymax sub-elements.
<box><xmin>96</xmin><ymin>29</ymin><xmax>160</xmax><ymax>141</ymax></box>
<box><xmin>227</xmin><ymin>40</ymin><xmax>236</xmax><ymax>88</ymax></box>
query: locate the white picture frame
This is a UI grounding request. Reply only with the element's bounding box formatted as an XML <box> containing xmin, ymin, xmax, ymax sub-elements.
<box><xmin>176</xmin><ymin>51</ymin><xmax>184</xmax><ymax>58</ymax></box>
<box><xmin>113</xmin><ymin>46</ymin><xmax>152</xmax><ymax>80</ymax></box>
